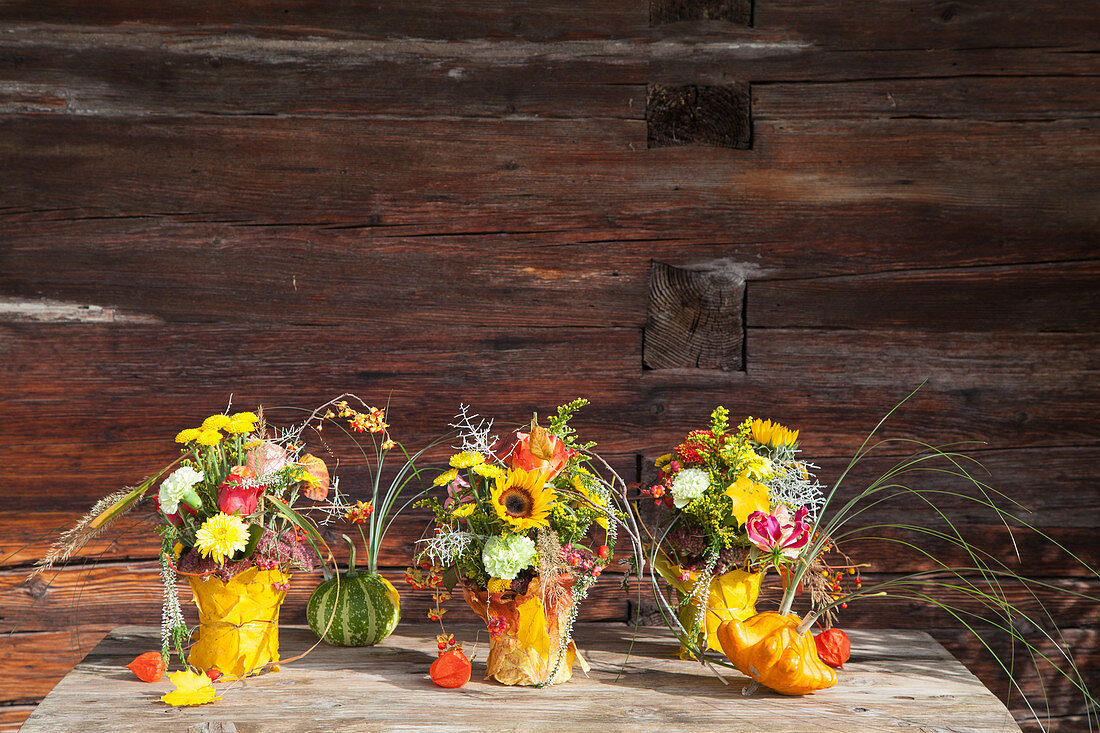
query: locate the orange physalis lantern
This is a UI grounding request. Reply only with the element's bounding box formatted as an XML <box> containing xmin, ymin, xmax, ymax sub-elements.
<box><xmin>430</xmin><ymin>648</ymin><xmax>472</xmax><ymax>688</ymax></box>
<box><xmin>126</xmin><ymin>651</ymin><xmax>165</xmax><ymax>683</ymax></box>
<box><xmin>814</xmin><ymin>628</ymin><xmax>851</xmax><ymax>668</ymax></box>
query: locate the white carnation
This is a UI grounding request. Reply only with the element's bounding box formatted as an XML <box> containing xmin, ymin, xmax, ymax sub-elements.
<box><xmin>481</xmin><ymin>534</ymin><xmax>537</xmax><ymax>581</ymax></box>
<box><xmin>671</xmin><ymin>467</ymin><xmax>710</xmax><ymax>509</ymax></box>
<box><xmin>158</xmin><ymin>465</ymin><xmax>204</xmax><ymax>515</ymax></box>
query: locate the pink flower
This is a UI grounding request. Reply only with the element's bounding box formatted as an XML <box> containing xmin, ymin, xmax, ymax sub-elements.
<box><xmin>245</xmin><ymin>441</ymin><xmax>290</xmax><ymax>480</ymax></box>
<box><xmin>746</xmin><ymin>506</ymin><xmax>812</xmax><ymax>559</ymax></box>
<box><xmin>443</xmin><ymin>474</ymin><xmax>470</xmax><ymax>508</ymax></box>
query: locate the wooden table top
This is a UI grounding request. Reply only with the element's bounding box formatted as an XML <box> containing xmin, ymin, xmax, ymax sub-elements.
<box><xmin>20</xmin><ymin>624</ymin><xmax>1022</xmax><ymax>732</ymax></box>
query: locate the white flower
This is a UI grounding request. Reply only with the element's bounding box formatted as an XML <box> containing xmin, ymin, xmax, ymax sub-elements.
<box><xmin>158</xmin><ymin>466</ymin><xmax>204</xmax><ymax>515</ymax></box>
<box><xmin>671</xmin><ymin>467</ymin><xmax>710</xmax><ymax>509</ymax></box>
<box><xmin>481</xmin><ymin>534</ymin><xmax>537</xmax><ymax>580</ymax></box>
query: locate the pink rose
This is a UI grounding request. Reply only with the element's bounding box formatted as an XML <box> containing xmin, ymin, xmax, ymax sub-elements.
<box><xmin>245</xmin><ymin>441</ymin><xmax>290</xmax><ymax>480</ymax></box>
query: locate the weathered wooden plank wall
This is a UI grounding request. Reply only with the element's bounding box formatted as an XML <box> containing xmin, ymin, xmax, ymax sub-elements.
<box><xmin>1</xmin><ymin>0</ymin><xmax>1096</xmax><ymax>729</ymax></box>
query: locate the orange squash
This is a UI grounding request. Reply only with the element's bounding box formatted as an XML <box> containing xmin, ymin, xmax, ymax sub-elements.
<box><xmin>716</xmin><ymin>611</ymin><xmax>838</xmax><ymax>695</ymax></box>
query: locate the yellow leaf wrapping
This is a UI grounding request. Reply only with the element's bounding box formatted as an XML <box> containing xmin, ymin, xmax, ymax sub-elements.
<box><xmin>187</xmin><ymin>567</ymin><xmax>289</xmax><ymax>680</ymax></box>
<box><xmin>653</xmin><ymin>555</ymin><xmax>763</xmax><ymax>655</ymax></box>
<box><xmin>516</xmin><ymin>595</ymin><xmax>552</xmax><ymax>661</ymax></box>
<box><xmin>160</xmin><ymin>670</ymin><xmax>221</xmax><ymax>707</ymax></box>
<box><xmin>462</xmin><ymin>575</ymin><xmax>577</xmax><ymax>686</ymax></box>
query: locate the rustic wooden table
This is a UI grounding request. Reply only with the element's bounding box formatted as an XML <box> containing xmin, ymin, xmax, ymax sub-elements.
<box><xmin>20</xmin><ymin>624</ymin><xmax>1022</xmax><ymax>732</ymax></box>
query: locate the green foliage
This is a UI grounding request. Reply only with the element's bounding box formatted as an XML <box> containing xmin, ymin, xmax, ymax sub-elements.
<box><xmin>709</xmin><ymin>406</ymin><xmax>730</xmax><ymax>435</ymax></box>
<box><xmin>548</xmin><ymin>398</ymin><xmax>596</xmax><ymax>450</ymax></box>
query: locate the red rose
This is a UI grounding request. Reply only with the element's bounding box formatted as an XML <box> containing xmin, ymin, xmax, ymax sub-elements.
<box><xmin>217</xmin><ymin>465</ymin><xmax>264</xmax><ymax>516</ymax></box>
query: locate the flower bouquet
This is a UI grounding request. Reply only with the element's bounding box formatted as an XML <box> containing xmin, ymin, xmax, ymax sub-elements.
<box><xmin>644</xmin><ymin>395</ymin><xmax>1098</xmax><ymax>717</ymax></box>
<box><xmin>416</xmin><ymin>399</ymin><xmax>626</xmax><ymax>687</ymax></box>
<box><xmin>34</xmin><ymin>395</ymin><xmax>415</xmax><ymax>704</ymax></box>
<box><xmin>641</xmin><ymin>407</ymin><xmax>829</xmax><ymax>658</ymax></box>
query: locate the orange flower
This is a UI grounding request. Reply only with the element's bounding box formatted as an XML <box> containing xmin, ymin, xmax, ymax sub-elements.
<box><xmin>497</xmin><ymin>423</ymin><xmax>575</xmax><ymax>480</ymax></box>
<box><xmin>344</xmin><ymin>500</ymin><xmax>374</xmax><ymax>524</ymax></box>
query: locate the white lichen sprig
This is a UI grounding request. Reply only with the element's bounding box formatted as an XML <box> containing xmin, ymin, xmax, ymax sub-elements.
<box><xmin>449</xmin><ymin>404</ymin><xmax>498</xmax><ymax>458</ymax></box>
<box><xmin>767</xmin><ymin>458</ymin><xmax>826</xmax><ymax>522</ymax></box>
<box><xmin>417</xmin><ymin>526</ymin><xmax>475</xmax><ymax>566</ymax></box>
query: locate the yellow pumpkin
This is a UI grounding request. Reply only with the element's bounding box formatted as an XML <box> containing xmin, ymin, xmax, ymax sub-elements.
<box><xmin>716</xmin><ymin>611</ymin><xmax>838</xmax><ymax>695</ymax></box>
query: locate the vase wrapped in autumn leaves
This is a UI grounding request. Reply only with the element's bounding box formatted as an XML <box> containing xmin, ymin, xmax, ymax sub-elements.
<box><xmin>462</xmin><ymin>573</ymin><xmax>579</xmax><ymax>685</ymax></box>
<box><xmin>642</xmin><ymin>408</ymin><xmax>828</xmax><ymax>660</ymax></box>
<box><xmin>187</xmin><ymin>567</ymin><xmax>290</xmax><ymax>679</ymax></box>
<box><xmin>34</xmin><ymin>395</ymin><xmax>406</xmax><ymax>703</ymax></box>
<box><xmin>417</xmin><ymin>400</ymin><xmax>623</xmax><ymax>687</ymax></box>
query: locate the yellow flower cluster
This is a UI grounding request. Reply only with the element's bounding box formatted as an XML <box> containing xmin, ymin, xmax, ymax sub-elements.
<box><xmin>449</xmin><ymin>451</ymin><xmax>485</xmax><ymax>469</ymax></box>
<box><xmin>175</xmin><ymin>412</ymin><xmax>257</xmax><ymax>446</ymax></box>
<box><xmin>472</xmin><ymin>462</ymin><xmax>504</xmax><ymax>479</ymax></box>
<box><xmin>433</xmin><ymin>468</ymin><xmax>458</xmax><ymax>486</ymax></box>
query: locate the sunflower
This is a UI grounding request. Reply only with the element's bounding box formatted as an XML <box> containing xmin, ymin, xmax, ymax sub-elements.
<box><xmin>491</xmin><ymin>468</ymin><xmax>556</xmax><ymax>531</ymax></box>
<box><xmin>751</xmin><ymin>418</ymin><xmax>799</xmax><ymax>450</ymax></box>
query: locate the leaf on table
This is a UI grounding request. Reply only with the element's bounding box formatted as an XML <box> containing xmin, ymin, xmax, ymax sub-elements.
<box><xmin>160</xmin><ymin>670</ymin><xmax>221</xmax><ymax>707</ymax></box>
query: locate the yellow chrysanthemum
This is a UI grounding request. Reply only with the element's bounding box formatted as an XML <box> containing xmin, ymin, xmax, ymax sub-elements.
<box><xmin>451</xmin><ymin>503</ymin><xmax>476</xmax><ymax>519</ymax></box>
<box><xmin>472</xmin><ymin>462</ymin><xmax>504</xmax><ymax>479</ymax></box>
<box><xmin>196</xmin><ymin>429</ymin><xmax>222</xmax><ymax>446</ymax></box>
<box><xmin>492</xmin><ymin>468</ymin><xmax>555</xmax><ymax>531</ymax></box>
<box><xmin>201</xmin><ymin>414</ymin><xmax>231</xmax><ymax>431</ymax></box>
<box><xmin>487</xmin><ymin>577</ymin><xmax>512</xmax><ymax>594</ymax></box>
<box><xmin>231</xmin><ymin>411</ymin><xmax>258</xmax><ymax>422</ymax></box>
<box><xmin>740</xmin><ymin>450</ymin><xmax>775</xmax><ymax>482</ymax></box>
<box><xmin>433</xmin><ymin>468</ymin><xmax>458</xmax><ymax>487</ymax></box>
<box><xmin>175</xmin><ymin>428</ymin><xmax>201</xmax><ymax>444</ymax></box>
<box><xmin>195</xmin><ymin>512</ymin><xmax>249</xmax><ymax>564</ymax></box>
<box><xmin>224</xmin><ymin>418</ymin><xmax>255</xmax><ymax>435</ymax></box>
<box><xmin>449</xmin><ymin>451</ymin><xmax>485</xmax><ymax>469</ymax></box>
<box><xmin>751</xmin><ymin>418</ymin><xmax>799</xmax><ymax>450</ymax></box>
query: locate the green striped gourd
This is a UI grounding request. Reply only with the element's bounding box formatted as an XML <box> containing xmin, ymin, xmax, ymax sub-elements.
<box><xmin>307</xmin><ymin>536</ymin><xmax>400</xmax><ymax>646</ymax></box>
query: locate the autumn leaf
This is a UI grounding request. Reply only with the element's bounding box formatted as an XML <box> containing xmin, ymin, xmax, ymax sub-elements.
<box><xmin>160</xmin><ymin>670</ymin><xmax>221</xmax><ymax>707</ymax></box>
<box><xmin>516</xmin><ymin>596</ymin><xmax>551</xmax><ymax>660</ymax></box>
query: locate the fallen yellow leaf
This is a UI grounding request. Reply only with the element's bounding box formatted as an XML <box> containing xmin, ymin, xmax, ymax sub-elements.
<box><xmin>160</xmin><ymin>669</ymin><xmax>221</xmax><ymax>707</ymax></box>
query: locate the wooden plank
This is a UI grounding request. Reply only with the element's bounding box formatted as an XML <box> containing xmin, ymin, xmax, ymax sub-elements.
<box><xmin>1</xmin><ymin>0</ymin><xmax>1095</xmax><ymax>52</ymax></box>
<box><xmin>1</xmin><ymin>327</ymin><xmax>1095</xmax><ymax>470</ymax></box>
<box><xmin>0</xmin><ymin>628</ymin><xmax>111</xmax><ymax>704</ymax></box>
<box><xmin>17</xmin><ymin>625</ymin><xmax>1025</xmax><ymax>732</ymax></box>
<box><xmin>754</xmin><ymin>77</ymin><xmax>1100</xmax><ymax>122</ymax></box>
<box><xmin>0</xmin><ymin>1</ymin><xmax>645</xmax><ymax>41</ymax></box>
<box><xmin>0</xmin><ymin>34</ymin><xmax>640</xmax><ymax>120</ymax></box>
<box><xmin>747</xmin><ymin>263</ymin><xmax>1100</xmax><ymax>331</ymax></box>
<box><xmin>4</xmin><ymin>222</ymin><xmax>1098</xmax><ymax>315</ymax></box>
<box><xmin>0</xmin><ymin>116</ymin><xmax>1093</xmax><ymax>251</ymax></box>
<box><xmin>0</xmin><ymin>705</ymin><xmax>35</xmax><ymax>732</ymax></box>
<box><xmin>0</xmin><ymin>31</ymin><xmax>1096</xmax><ymax>122</ymax></box>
